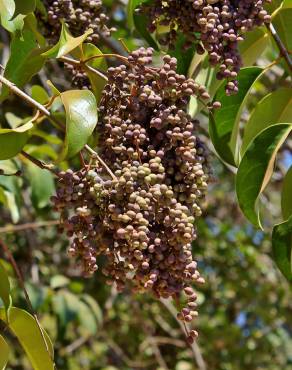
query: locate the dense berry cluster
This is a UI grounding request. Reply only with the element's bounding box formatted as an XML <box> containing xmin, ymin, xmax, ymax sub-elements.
<box><xmin>139</xmin><ymin>0</ymin><xmax>271</xmax><ymax>94</ymax></box>
<box><xmin>40</xmin><ymin>0</ymin><xmax>115</xmax><ymax>44</ymax></box>
<box><xmin>53</xmin><ymin>48</ymin><xmax>213</xmax><ymax>340</ymax></box>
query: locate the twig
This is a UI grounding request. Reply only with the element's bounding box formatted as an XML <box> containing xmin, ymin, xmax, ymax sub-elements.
<box><xmin>20</xmin><ymin>151</ymin><xmax>59</xmax><ymax>176</ymax></box>
<box><xmin>148</xmin><ymin>335</ymin><xmax>170</xmax><ymax>370</ymax></box>
<box><xmin>160</xmin><ymin>298</ymin><xmax>207</xmax><ymax>370</ymax></box>
<box><xmin>0</xmin><ymin>73</ymin><xmax>113</xmax><ymax>179</ymax></box>
<box><xmin>266</xmin><ymin>23</ymin><xmax>292</xmax><ymax>73</ymax></box>
<box><xmin>84</xmin><ymin>144</ymin><xmax>117</xmax><ymax>180</ymax></box>
<box><xmin>0</xmin><ymin>239</ymin><xmax>55</xmax><ymax>367</ymax></box>
<box><xmin>0</xmin><ymin>220</ymin><xmax>59</xmax><ymax>234</ymax></box>
<box><xmin>59</xmin><ymin>56</ymin><xmax>108</xmax><ymax>82</ymax></box>
<box><xmin>83</xmin><ymin>53</ymin><xmax>129</xmax><ymax>65</ymax></box>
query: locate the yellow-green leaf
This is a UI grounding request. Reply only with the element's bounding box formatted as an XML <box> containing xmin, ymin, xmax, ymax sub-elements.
<box><xmin>241</xmin><ymin>88</ymin><xmax>292</xmax><ymax>155</ymax></box>
<box><xmin>43</xmin><ymin>22</ymin><xmax>92</xmax><ymax>59</ymax></box>
<box><xmin>0</xmin><ymin>334</ymin><xmax>9</xmax><ymax>370</ymax></box>
<box><xmin>0</xmin><ymin>121</ymin><xmax>33</xmax><ymax>160</ymax></box>
<box><xmin>0</xmin><ymin>307</ymin><xmax>54</xmax><ymax>370</ymax></box>
<box><xmin>0</xmin><ymin>0</ymin><xmax>25</xmax><ymax>33</ymax></box>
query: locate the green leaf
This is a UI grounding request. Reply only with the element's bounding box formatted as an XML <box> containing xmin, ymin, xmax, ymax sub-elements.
<box><xmin>5</xmin><ymin>113</ymin><xmax>23</xmax><ymax>129</ymax></box>
<box><xmin>43</xmin><ymin>22</ymin><xmax>93</xmax><ymax>59</ymax></box>
<box><xmin>0</xmin><ymin>0</ymin><xmax>25</xmax><ymax>33</ymax></box>
<box><xmin>31</xmin><ymin>85</ymin><xmax>49</xmax><ymax>105</ymax></box>
<box><xmin>241</xmin><ymin>88</ymin><xmax>292</xmax><ymax>155</ymax></box>
<box><xmin>239</xmin><ymin>27</ymin><xmax>270</xmax><ymax>66</ymax></box>
<box><xmin>282</xmin><ymin>166</ymin><xmax>292</xmax><ymax>220</ymax></box>
<box><xmin>272</xmin><ymin>215</ymin><xmax>292</xmax><ymax>281</ymax></box>
<box><xmin>26</xmin><ymin>163</ymin><xmax>55</xmax><ymax>209</ymax></box>
<box><xmin>73</xmin><ymin>43</ymin><xmax>107</xmax><ymax>104</ymax></box>
<box><xmin>169</xmin><ymin>33</ymin><xmax>196</xmax><ymax>75</ymax></box>
<box><xmin>272</xmin><ymin>7</ymin><xmax>292</xmax><ymax>50</ymax></box>
<box><xmin>211</xmin><ymin>67</ymin><xmax>263</xmax><ymax>165</ymax></box>
<box><xmin>59</xmin><ymin>90</ymin><xmax>98</xmax><ymax>160</ymax></box>
<box><xmin>0</xmin><ymin>334</ymin><xmax>9</xmax><ymax>370</ymax></box>
<box><xmin>81</xmin><ymin>294</ymin><xmax>102</xmax><ymax>327</ymax></box>
<box><xmin>50</xmin><ymin>275</ymin><xmax>70</xmax><ymax>290</ymax></box>
<box><xmin>128</xmin><ymin>0</ymin><xmax>158</xmax><ymax>49</ymax></box>
<box><xmin>63</xmin><ymin>292</ymin><xmax>97</xmax><ymax>335</ymax></box>
<box><xmin>0</xmin><ymin>30</ymin><xmax>47</xmax><ymax>101</ymax></box>
<box><xmin>0</xmin><ymin>261</ymin><xmax>11</xmax><ymax>319</ymax></box>
<box><xmin>13</xmin><ymin>0</ymin><xmax>36</xmax><ymax>18</ymax></box>
<box><xmin>0</xmin><ymin>307</ymin><xmax>54</xmax><ymax>370</ymax></box>
<box><xmin>0</xmin><ymin>121</ymin><xmax>33</xmax><ymax>160</ymax></box>
<box><xmin>236</xmin><ymin>123</ymin><xmax>292</xmax><ymax>228</ymax></box>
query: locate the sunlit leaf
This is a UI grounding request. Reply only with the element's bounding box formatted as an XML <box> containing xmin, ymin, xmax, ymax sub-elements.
<box><xmin>0</xmin><ymin>334</ymin><xmax>9</xmax><ymax>370</ymax></box>
<box><xmin>272</xmin><ymin>216</ymin><xmax>292</xmax><ymax>281</ymax></box>
<box><xmin>43</xmin><ymin>22</ymin><xmax>93</xmax><ymax>59</ymax></box>
<box><xmin>0</xmin><ymin>0</ymin><xmax>25</xmax><ymax>33</ymax></box>
<box><xmin>59</xmin><ymin>90</ymin><xmax>98</xmax><ymax>160</ymax></box>
<box><xmin>0</xmin><ymin>307</ymin><xmax>54</xmax><ymax>370</ymax></box>
<box><xmin>211</xmin><ymin>67</ymin><xmax>263</xmax><ymax>166</ymax></box>
<box><xmin>241</xmin><ymin>88</ymin><xmax>292</xmax><ymax>155</ymax></box>
<box><xmin>272</xmin><ymin>6</ymin><xmax>292</xmax><ymax>50</ymax></box>
<box><xmin>236</xmin><ymin>123</ymin><xmax>292</xmax><ymax>228</ymax></box>
<box><xmin>50</xmin><ymin>275</ymin><xmax>70</xmax><ymax>290</ymax></box>
<box><xmin>31</xmin><ymin>85</ymin><xmax>49</xmax><ymax>105</ymax></box>
<box><xmin>282</xmin><ymin>166</ymin><xmax>292</xmax><ymax>220</ymax></box>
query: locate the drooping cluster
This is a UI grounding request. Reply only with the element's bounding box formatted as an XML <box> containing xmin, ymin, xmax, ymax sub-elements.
<box><xmin>139</xmin><ymin>0</ymin><xmax>271</xmax><ymax>94</ymax></box>
<box><xmin>52</xmin><ymin>48</ymin><xmax>214</xmax><ymax>340</ymax></box>
<box><xmin>40</xmin><ymin>0</ymin><xmax>115</xmax><ymax>44</ymax></box>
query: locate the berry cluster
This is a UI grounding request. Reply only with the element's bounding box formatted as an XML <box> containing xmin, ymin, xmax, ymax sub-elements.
<box><xmin>139</xmin><ymin>0</ymin><xmax>271</xmax><ymax>94</ymax></box>
<box><xmin>40</xmin><ymin>0</ymin><xmax>115</xmax><ymax>44</ymax></box>
<box><xmin>53</xmin><ymin>48</ymin><xmax>214</xmax><ymax>339</ymax></box>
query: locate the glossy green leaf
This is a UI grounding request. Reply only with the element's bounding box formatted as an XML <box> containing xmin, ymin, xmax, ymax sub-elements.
<box><xmin>241</xmin><ymin>88</ymin><xmax>292</xmax><ymax>155</ymax></box>
<box><xmin>59</xmin><ymin>90</ymin><xmax>98</xmax><ymax>159</ymax></box>
<box><xmin>272</xmin><ymin>7</ymin><xmax>292</xmax><ymax>50</ymax></box>
<box><xmin>236</xmin><ymin>123</ymin><xmax>292</xmax><ymax>228</ymax></box>
<box><xmin>0</xmin><ymin>261</ymin><xmax>11</xmax><ymax>319</ymax></box>
<box><xmin>0</xmin><ymin>307</ymin><xmax>54</xmax><ymax>370</ymax></box>
<box><xmin>0</xmin><ymin>0</ymin><xmax>25</xmax><ymax>33</ymax></box>
<box><xmin>26</xmin><ymin>163</ymin><xmax>55</xmax><ymax>209</ymax></box>
<box><xmin>211</xmin><ymin>67</ymin><xmax>263</xmax><ymax>166</ymax></box>
<box><xmin>0</xmin><ymin>334</ymin><xmax>9</xmax><ymax>370</ymax></box>
<box><xmin>272</xmin><ymin>215</ymin><xmax>292</xmax><ymax>281</ymax></box>
<box><xmin>43</xmin><ymin>22</ymin><xmax>93</xmax><ymax>59</ymax></box>
<box><xmin>282</xmin><ymin>166</ymin><xmax>292</xmax><ymax>220</ymax></box>
<box><xmin>0</xmin><ymin>121</ymin><xmax>33</xmax><ymax>160</ymax></box>
<box><xmin>13</xmin><ymin>0</ymin><xmax>36</xmax><ymax>18</ymax></box>
<box><xmin>239</xmin><ymin>27</ymin><xmax>270</xmax><ymax>66</ymax></box>
<box><xmin>0</xmin><ymin>30</ymin><xmax>47</xmax><ymax>101</ymax></box>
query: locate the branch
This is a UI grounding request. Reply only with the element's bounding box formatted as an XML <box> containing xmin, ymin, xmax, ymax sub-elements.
<box><xmin>266</xmin><ymin>23</ymin><xmax>292</xmax><ymax>73</ymax></box>
<box><xmin>59</xmin><ymin>56</ymin><xmax>108</xmax><ymax>82</ymax></box>
<box><xmin>0</xmin><ymin>73</ymin><xmax>114</xmax><ymax>179</ymax></box>
<box><xmin>0</xmin><ymin>220</ymin><xmax>59</xmax><ymax>234</ymax></box>
<box><xmin>20</xmin><ymin>151</ymin><xmax>59</xmax><ymax>176</ymax></box>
